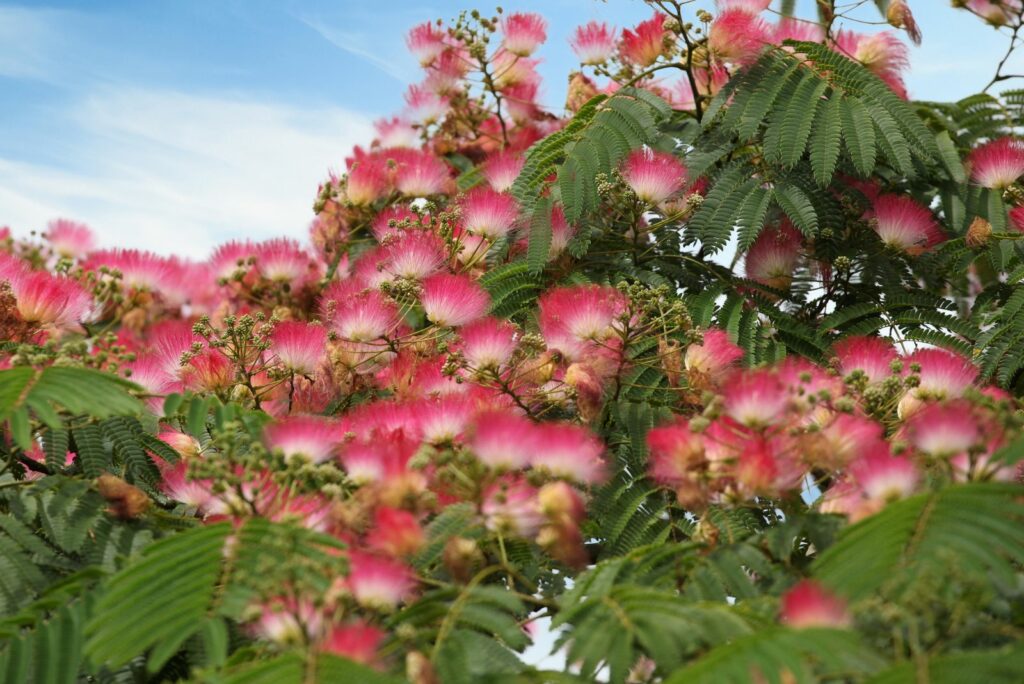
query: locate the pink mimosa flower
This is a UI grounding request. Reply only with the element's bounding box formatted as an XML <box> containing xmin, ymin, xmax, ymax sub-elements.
<box><xmin>745</xmin><ymin>222</ymin><xmax>803</xmax><ymax>289</ymax></box>
<box><xmin>833</xmin><ymin>336</ymin><xmax>898</xmax><ymax>384</ymax></box>
<box><xmin>903</xmin><ymin>401</ymin><xmax>981</xmax><ymax>458</ymax></box>
<box><xmin>502</xmin><ymin>12</ymin><xmax>547</xmax><ymax>56</ymax></box>
<box><xmin>420</xmin><ymin>273</ymin><xmax>490</xmax><ymax>327</ymax></box>
<box><xmin>469</xmin><ymin>410</ymin><xmax>537</xmax><ymax>470</ymax></box>
<box><xmin>780</xmin><ymin>581</ymin><xmax>851</xmax><ymax>628</ymax></box>
<box><xmin>374</xmin><ymin>116</ymin><xmax>418</xmax><ymax>149</ymax></box>
<box><xmin>850</xmin><ymin>447</ymin><xmax>919</xmax><ymax>501</ymax></box>
<box><xmin>264</xmin><ymin>415</ymin><xmax>343</xmax><ymax>464</ymax></box>
<box><xmin>254</xmin><ymin>238</ymin><xmax>316</xmax><ymax>284</ymax></box>
<box><xmin>404</xmin><ymin>83</ymin><xmax>449</xmax><ymax>125</ymax></box>
<box><xmin>869</xmin><ymin>194</ymin><xmax>944</xmax><ymax>254</ymax></box>
<box><xmin>530</xmin><ymin>423</ymin><xmax>606</xmax><ymax>485</ymax></box>
<box><xmin>45</xmin><ymin>218</ymin><xmax>96</xmax><ymax>259</ymax></box>
<box><xmin>459</xmin><ymin>186</ymin><xmax>520</xmax><ymax>240</ymax></box>
<box><xmin>620</xmin><ymin>15</ymin><xmax>668</xmax><ymax>67</ymax></box>
<box><xmin>382</xmin><ymin>230</ymin><xmax>447</xmax><ymax>281</ymax></box>
<box><xmin>708</xmin><ymin>8</ymin><xmax>771</xmax><ymax>65</ymax></box>
<box><xmin>621</xmin><ymin>148</ymin><xmax>687</xmax><ymax>204</ymax></box>
<box><xmin>483</xmin><ymin>150</ymin><xmax>526</xmax><ymax>192</ymax></box>
<box><xmin>320</xmin><ymin>621</ymin><xmax>386</xmax><ymax>664</ymax></box>
<box><xmin>347</xmin><ymin>551</ymin><xmax>415</xmax><ymax>611</ymax></box>
<box><xmin>722</xmin><ymin>369</ymin><xmax>789</xmax><ymax>428</ymax></box>
<box><xmin>406</xmin><ymin>21</ymin><xmax>447</xmax><ymax>66</ymax></box>
<box><xmin>538</xmin><ymin>284</ymin><xmax>628</xmax><ymax>360</ymax></box>
<box><xmin>270</xmin><ymin>321</ymin><xmax>327</xmax><ymax>375</ymax></box>
<box><xmin>346</xmin><ymin>156</ymin><xmax>391</xmax><ymax>205</ymax></box>
<box><xmin>393</xmin><ymin>150</ymin><xmax>451</xmax><ymax>197</ymax></box>
<box><xmin>684</xmin><ymin>328</ymin><xmax>744</xmax><ymax>382</ymax></box>
<box><xmin>967</xmin><ymin>137</ymin><xmax>1024</xmax><ymax>189</ymax></box>
<box><xmin>366</xmin><ymin>507</ymin><xmax>424</xmax><ymax>557</ymax></box>
<box><xmin>10</xmin><ymin>271</ymin><xmax>91</xmax><ymax>329</ymax></box>
<box><xmin>457</xmin><ymin>316</ymin><xmax>518</xmax><ymax>371</ymax></box>
<box><xmin>570</xmin><ymin>21</ymin><xmax>617</xmax><ymax>65</ymax></box>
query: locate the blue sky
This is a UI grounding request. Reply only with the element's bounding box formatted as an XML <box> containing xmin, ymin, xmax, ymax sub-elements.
<box><xmin>2</xmin><ymin>1</ymin><xmax>1021</xmax><ymax>257</ymax></box>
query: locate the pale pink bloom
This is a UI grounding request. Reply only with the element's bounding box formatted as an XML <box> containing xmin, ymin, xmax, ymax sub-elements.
<box><xmin>157</xmin><ymin>460</ymin><xmax>216</xmax><ymax>512</ymax></box>
<box><xmin>10</xmin><ymin>271</ymin><xmax>91</xmax><ymax>329</ymax></box>
<box><xmin>967</xmin><ymin>137</ymin><xmax>1024</xmax><ymax>189</ymax></box>
<box><xmin>264</xmin><ymin>415</ymin><xmax>343</xmax><ymax>464</ymax></box>
<box><xmin>905</xmin><ymin>348</ymin><xmax>977</xmax><ymax>399</ymax></box>
<box><xmin>722</xmin><ymin>369</ymin><xmax>788</xmax><ymax>428</ymax></box>
<box><xmin>86</xmin><ymin>248</ymin><xmax>174</xmax><ymax>292</ymax></box>
<box><xmin>834</xmin><ymin>30</ymin><xmax>909</xmax><ymax>98</ymax></box>
<box><xmin>502</xmin><ymin>12</ymin><xmax>547</xmax><ymax>56</ymax></box>
<box><xmin>539</xmin><ymin>285</ymin><xmax>628</xmax><ymax>360</ymax></box>
<box><xmin>458</xmin><ymin>316</ymin><xmax>518</xmax><ymax>370</ymax></box>
<box><xmin>366</xmin><ymin>507</ymin><xmax>424</xmax><ymax>557</ymax></box>
<box><xmin>347</xmin><ymin>551</ymin><xmax>415</xmax><ymax>611</ymax></box>
<box><xmin>404</xmin><ymin>83</ymin><xmax>449</xmax><ymax>125</ymax></box>
<box><xmin>352</xmin><ymin>247</ymin><xmax>393</xmax><ymax>288</ymax></box>
<box><xmin>372</xmin><ymin>205</ymin><xmax>423</xmax><ymax>242</ymax></box>
<box><xmin>483</xmin><ymin>151</ymin><xmax>525</xmax><ymax>192</ymax></box>
<box><xmin>383</xmin><ymin>230</ymin><xmax>447</xmax><ymax>281</ymax></box>
<box><xmin>320</xmin><ymin>621</ymin><xmax>386</xmax><ymax>664</ymax></box>
<box><xmin>255</xmin><ymin>238</ymin><xmax>317</xmax><ymax>284</ymax></box>
<box><xmin>869</xmin><ymin>194</ymin><xmax>943</xmax><ymax>254</ymax></box>
<box><xmin>470</xmin><ymin>411</ymin><xmax>537</xmax><ymax>470</ymax></box>
<box><xmin>646</xmin><ymin>420</ymin><xmax>705</xmax><ymax>487</ymax></box>
<box><xmin>126</xmin><ymin>355</ymin><xmax>180</xmax><ymax>402</ymax></box>
<box><xmin>816</xmin><ymin>413</ymin><xmax>886</xmax><ymax>468</ymax></box>
<box><xmin>548</xmin><ymin>205</ymin><xmax>577</xmax><ymax>259</ymax></box>
<box><xmin>620</xmin><ymin>15</ymin><xmax>668</xmax><ymax>67</ymax></box>
<box><xmin>420</xmin><ymin>273</ymin><xmax>490</xmax><ymax>327</ymax></box>
<box><xmin>451</xmin><ymin>225</ymin><xmax>491</xmax><ymax>265</ymax></box>
<box><xmin>774</xmin><ymin>17</ymin><xmax>825</xmax><ymax>43</ymax></box>
<box><xmin>490</xmin><ymin>49</ymin><xmax>541</xmax><ymax>90</ymax></box>
<box><xmin>406</xmin><ymin>21</ymin><xmax>447</xmax><ymax>66</ymax></box>
<box><xmin>716</xmin><ymin>0</ymin><xmax>771</xmax><ymax>10</ymax></box>
<box><xmin>483</xmin><ymin>476</ymin><xmax>544</xmax><ymax>537</ymax></box>
<box><xmin>374</xmin><ymin>116</ymin><xmax>418</xmax><ymax>149</ymax></box>
<box><xmin>346</xmin><ymin>156</ymin><xmax>391</xmax><ymax>205</ymax></box>
<box><xmin>777</xmin><ymin>356</ymin><xmax>844</xmax><ymax>417</ymax></box>
<box><xmin>157</xmin><ymin>429</ymin><xmax>202</xmax><ymax>460</ymax></box>
<box><xmin>415</xmin><ymin>395</ymin><xmax>477</xmax><ymax>443</ymax></box>
<box><xmin>394</xmin><ymin>150</ymin><xmax>451</xmax><ymax>196</ymax></box>
<box><xmin>0</xmin><ymin>252</ymin><xmax>25</xmax><ymax>283</ymax></box>
<box><xmin>734</xmin><ymin>435</ymin><xmax>797</xmax><ymax>496</ymax></box>
<box><xmin>708</xmin><ymin>8</ymin><xmax>771</xmax><ymax>66</ymax></box>
<box><xmin>745</xmin><ymin>222</ymin><xmax>803</xmax><ymax>289</ymax></box>
<box><xmin>780</xmin><ymin>581</ymin><xmax>851</xmax><ymax>628</ymax></box>
<box><xmin>903</xmin><ymin>401</ymin><xmax>981</xmax><ymax>458</ymax></box>
<box><xmin>833</xmin><ymin>336</ymin><xmax>898</xmax><ymax>384</ymax></box>
<box><xmin>338</xmin><ymin>432</ymin><xmax>420</xmax><ymax>485</ymax></box>
<box><xmin>208</xmin><ymin>240</ymin><xmax>257</xmax><ymax>281</ymax></box>
<box><xmin>502</xmin><ymin>82</ymin><xmax>541</xmax><ymax>124</ymax></box>
<box><xmin>251</xmin><ymin>599</ymin><xmax>322</xmax><ymax>645</ymax></box>
<box><xmin>270</xmin><ymin>321</ymin><xmax>326</xmax><ymax>375</ymax></box>
<box><xmin>45</xmin><ymin>218</ymin><xmax>96</xmax><ymax>259</ymax></box>
<box><xmin>570</xmin><ymin>21</ymin><xmax>616</xmax><ymax>65</ymax></box>
<box><xmin>850</xmin><ymin>447</ymin><xmax>919</xmax><ymax>501</ymax></box>
<box><xmin>684</xmin><ymin>328</ymin><xmax>744</xmax><ymax>381</ymax></box>
<box><xmin>965</xmin><ymin>0</ymin><xmax>1022</xmax><ymax>26</ymax></box>
<box><xmin>321</xmin><ymin>280</ymin><xmax>401</xmax><ymax>342</ymax></box>
<box><xmin>181</xmin><ymin>348</ymin><xmax>234</xmax><ymax>392</ymax></box>
<box><xmin>621</xmin><ymin>148</ymin><xmax>687</xmax><ymax>204</ymax></box>
<box><xmin>149</xmin><ymin>321</ymin><xmax>202</xmax><ymax>379</ymax></box>
<box><xmin>530</xmin><ymin>423</ymin><xmax>606</xmax><ymax>485</ymax></box>
<box><xmin>460</xmin><ymin>186</ymin><xmax>520</xmax><ymax>240</ymax></box>
<box><xmin>424</xmin><ymin>49</ymin><xmax>469</xmax><ymax>95</ymax></box>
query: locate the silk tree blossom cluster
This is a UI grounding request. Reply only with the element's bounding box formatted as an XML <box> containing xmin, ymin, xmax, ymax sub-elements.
<box><xmin>647</xmin><ymin>329</ymin><xmax>1020</xmax><ymax>516</ymax></box>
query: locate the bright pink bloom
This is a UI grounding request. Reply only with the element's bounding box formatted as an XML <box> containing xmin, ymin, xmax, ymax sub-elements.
<box><xmin>684</xmin><ymin>328</ymin><xmax>744</xmax><ymax>381</ymax></box>
<box><xmin>869</xmin><ymin>194</ymin><xmax>943</xmax><ymax>254</ymax></box>
<box><xmin>404</xmin><ymin>83</ymin><xmax>449</xmax><ymax>125</ymax></box>
<box><xmin>833</xmin><ymin>336</ymin><xmax>898</xmax><ymax>384</ymax></box>
<box><xmin>548</xmin><ymin>205</ymin><xmax>577</xmax><ymax>259</ymax></box>
<box><xmin>967</xmin><ymin>137</ymin><xmax>1024</xmax><ymax>189</ymax></box>
<box><xmin>182</xmin><ymin>348</ymin><xmax>234</xmax><ymax>392</ymax></box>
<box><xmin>903</xmin><ymin>401</ymin><xmax>981</xmax><ymax>458</ymax></box>
<box><xmin>321</xmin><ymin>280</ymin><xmax>401</xmax><ymax>341</ymax></box>
<box><xmin>1010</xmin><ymin>205</ymin><xmax>1024</xmax><ymax>233</ymax></box>
<box><xmin>374</xmin><ymin>116</ymin><xmax>418</xmax><ymax>149</ymax></box>
<box><xmin>320</xmin><ymin>621</ymin><xmax>385</xmax><ymax>664</ymax></box>
<box><xmin>254</xmin><ymin>238</ymin><xmax>316</xmax><ymax>284</ymax></box>
<box><xmin>570</xmin><ymin>21</ymin><xmax>616</xmax><ymax>65</ymax></box>
<box><xmin>816</xmin><ymin>413</ymin><xmax>886</xmax><ymax>468</ymax></box>
<box><xmin>483</xmin><ymin>151</ymin><xmax>525</xmax><ymax>192</ymax></box>
<box><xmin>835</xmin><ymin>31</ymin><xmax>908</xmax><ymax>98</ymax></box>
<box><xmin>620</xmin><ymin>15</ymin><xmax>667</xmax><ymax>67</ymax></box>
<box><xmin>850</xmin><ymin>447</ymin><xmax>919</xmax><ymax>501</ymax></box>
<box><xmin>470</xmin><ymin>411</ymin><xmax>537</xmax><ymax>470</ymax></box>
<box><xmin>647</xmin><ymin>421</ymin><xmax>705</xmax><ymax>487</ymax></box>
<box><xmin>157</xmin><ymin>460</ymin><xmax>216</xmax><ymax>512</ymax></box>
<box><xmin>270</xmin><ymin>321</ymin><xmax>326</xmax><ymax>374</ymax></box>
<box><xmin>46</xmin><ymin>218</ymin><xmax>95</xmax><ymax>259</ymax></box>
<box><xmin>906</xmin><ymin>348</ymin><xmax>977</xmax><ymax>399</ymax></box>
<box><xmin>780</xmin><ymin>581</ymin><xmax>851</xmax><ymax>629</ymax></box>
<box><xmin>208</xmin><ymin>240</ymin><xmax>257</xmax><ymax>280</ymax></box>
<box><xmin>530</xmin><ymin>423</ymin><xmax>606</xmax><ymax>485</ymax></box>
<box><xmin>86</xmin><ymin>248</ymin><xmax>174</xmax><ymax>292</ymax></box>
<box><xmin>264</xmin><ymin>415</ymin><xmax>342</xmax><ymax>464</ymax></box>
<box><xmin>708</xmin><ymin>8</ymin><xmax>770</xmax><ymax>65</ymax></box>
<box><xmin>372</xmin><ymin>205</ymin><xmax>423</xmax><ymax>242</ymax></box>
<box><xmin>406</xmin><ymin>22</ymin><xmax>447</xmax><ymax>66</ymax></box>
<box><xmin>502</xmin><ymin>12</ymin><xmax>547</xmax><ymax>56</ymax></box>
<box><xmin>735</xmin><ymin>436</ymin><xmax>786</xmax><ymax>496</ymax></box>
<box><xmin>722</xmin><ymin>369</ymin><xmax>788</xmax><ymax>428</ymax></box>
<box><xmin>383</xmin><ymin>230</ymin><xmax>447</xmax><ymax>281</ymax></box>
<box><xmin>745</xmin><ymin>222</ymin><xmax>803</xmax><ymax>289</ymax></box>
<box><xmin>460</xmin><ymin>187</ymin><xmax>520</xmax><ymax>240</ymax></box>
<box><xmin>538</xmin><ymin>285</ymin><xmax>628</xmax><ymax>360</ymax></box>
<box><xmin>394</xmin><ymin>150</ymin><xmax>451</xmax><ymax>197</ymax></box>
<box><xmin>346</xmin><ymin>156</ymin><xmax>391</xmax><ymax>205</ymax></box>
<box><xmin>483</xmin><ymin>476</ymin><xmax>544</xmax><ymax>536</ymax></box>
<box><xmin>621</xmin><ymin>148</ymin><xmax>687</xmax><ymax>204</ymax></box>
<box><xmin>366</xmin><ymin>507</ymin><xmax>424</xmax><ymax>557</ymax></box>
<box><xmin>420</xmin><ymin>273</ymin><xmax>490</xmax><ymax>327</ymax></box>
<box><xmin>347</xmin><ymin>551</ymin><xmax>415</xmax><ymax>611</ymax></box>
<box><xmin>415</xmin><ymin>395</ymin><xmax>476</xmax><ymax>443</ymax></box>
<box><xmin>457</xmin><ymin>316</ymin><xmax>518</xmax><ymax>370</ymax></box>
<box><xmin>10</xmin><ymin>271</ymin><xmax>91</xmax><ymax>329</ymax></box>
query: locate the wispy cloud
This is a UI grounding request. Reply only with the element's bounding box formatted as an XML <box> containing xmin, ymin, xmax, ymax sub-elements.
<box><xmin>297</xmin><ymin>15</ymin><xmax>412</xmax><ymax>83</ymax></box>
<box><xmin>0</xmin><ymin>5</ymin><xmax>70</xmax><ymax>81</ymax></box>
<box><xmin>1</xmin><ymin>87</ymin><xmax>374</xmax><ymax>257</ymax></box>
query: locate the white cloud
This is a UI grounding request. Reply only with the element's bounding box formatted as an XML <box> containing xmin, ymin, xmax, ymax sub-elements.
<box><xmin>0</xmin><ymin>5</ymin><xmax>69</xmax><ymax>80</ymax></box>
<box><xmin>1</xmin><ymin>87</ymin><xmax>374</xmax><ymax>258</ymax></box>
<box><xmin>298</xmin><ymin>15</ymin><xmax>413</xmax><ymax>83</ymax></box>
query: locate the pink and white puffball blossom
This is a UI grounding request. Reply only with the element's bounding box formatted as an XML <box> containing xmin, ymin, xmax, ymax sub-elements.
<box><xmin>263</xmin><ymin>415</ymin><xmax>343</xmax><ymax>464</ymax></box>
<box><xmin>967</xmin><ymin>136</ymin><xmax>1024</xmax><ymax>189</ymax></box>
<box><xmin>570</xmin><ymin>21</ymin><xmax>616</xmax><ymax>65</ymax></box>
<box><xmin>868</xmin><ymin>194</ymin><xmax>944</xmax><ymax>255</ymax></box>
<box><xmin>459</xmin><ymin>186</ymin><xmax>520</xmax><ymax>240</ymax></box>
<box><xmin>780</xmin><ymin>580</ymin><xmax>851</xmax><ymax>629</ymax></box>
<box><xmin>45</xmin><ymin>218</ymin><xmax>96</xmax><ymax>260</ymax></box>
<box><xmin>501</xmin><ymin>12</ymin><xmax>547</xmax><ymax>57</ymax></box>
<box><xmin>269</xmin><ymin>320</ymin><xmax>327</xmax><ymax>375</ymax></box>
<box><xmin>420</xmin><ymin>272</ymin><xmax>490</xmax><ymax>327</ymax></box>
<box><xmin>621</xmin><ymin>148</ymin><xmax>687</xmax><ymax>204</ymax></box>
